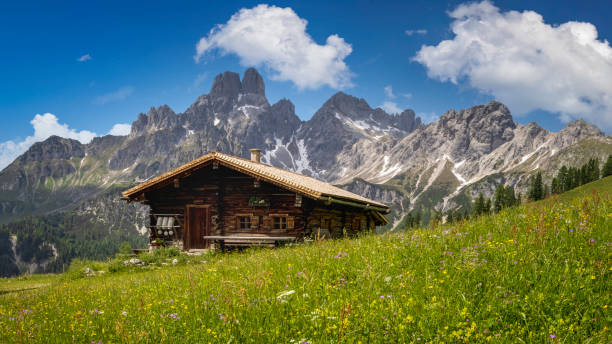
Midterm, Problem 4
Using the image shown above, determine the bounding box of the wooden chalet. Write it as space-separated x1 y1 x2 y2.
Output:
121 149 390 250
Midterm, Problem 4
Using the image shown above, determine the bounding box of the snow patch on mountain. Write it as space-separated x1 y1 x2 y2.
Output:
378 155 402 178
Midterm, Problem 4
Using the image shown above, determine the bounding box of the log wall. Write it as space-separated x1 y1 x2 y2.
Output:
142 162 379 249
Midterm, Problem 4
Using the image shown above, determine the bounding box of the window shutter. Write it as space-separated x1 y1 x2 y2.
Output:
262 216 271 230
287 216 294 230
226 216 235 231
251 216 259 229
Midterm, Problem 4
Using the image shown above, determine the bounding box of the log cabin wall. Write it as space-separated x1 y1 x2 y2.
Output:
302 198 375 239
143 163 308 248
142 162 380 249
219 167 305 237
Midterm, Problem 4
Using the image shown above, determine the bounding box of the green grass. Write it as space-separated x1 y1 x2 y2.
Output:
1 178 611 343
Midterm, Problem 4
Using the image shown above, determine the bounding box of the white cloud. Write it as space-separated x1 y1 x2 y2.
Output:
194 4 353 90
381 101 402 114
0 113 97 170
108 123 131 136
402 93 412 99
93 86 134 105
77 54 91 62
384 85 396 99
405 29 427 36
414 0 612 131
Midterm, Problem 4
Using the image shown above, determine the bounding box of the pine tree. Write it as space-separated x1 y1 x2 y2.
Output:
528 172 544 201
589 158 600 182
579 165 587 185
484 198 492 215
509 186 518 206
558 166 569 192
603 155 612 178
405 213 413 229
493 185 504 213
551 177 558 195
572 167 580 188
474 193 485 216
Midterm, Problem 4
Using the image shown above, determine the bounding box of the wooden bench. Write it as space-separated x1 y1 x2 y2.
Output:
202 235 297 251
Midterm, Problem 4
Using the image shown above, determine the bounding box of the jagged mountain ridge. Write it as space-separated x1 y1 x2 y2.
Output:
0 67 609 230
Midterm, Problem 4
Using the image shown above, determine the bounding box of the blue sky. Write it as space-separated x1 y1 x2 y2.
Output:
1 0 611 168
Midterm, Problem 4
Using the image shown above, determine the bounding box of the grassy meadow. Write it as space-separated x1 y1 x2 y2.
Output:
1 177 611 343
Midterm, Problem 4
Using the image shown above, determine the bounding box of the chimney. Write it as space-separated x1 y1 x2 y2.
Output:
250 148 261 163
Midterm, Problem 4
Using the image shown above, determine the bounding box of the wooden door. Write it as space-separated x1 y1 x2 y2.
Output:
185 205 209 250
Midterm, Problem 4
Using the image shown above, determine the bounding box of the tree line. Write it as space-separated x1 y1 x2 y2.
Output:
0 212 147 277
408 155 612 229
529 155 612 201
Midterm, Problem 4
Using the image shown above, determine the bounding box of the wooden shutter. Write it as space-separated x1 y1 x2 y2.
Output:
262 216 271 230
287 216 294 230
251 216 259 229
227 216 236 231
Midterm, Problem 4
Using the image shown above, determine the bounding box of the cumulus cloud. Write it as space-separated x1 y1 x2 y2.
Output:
414 1 612 131
405 29 427 36
93 86 134 105
77 54 91 62
194 4 353 90
108 123 131 136
381 101 402 114
0 113 97 170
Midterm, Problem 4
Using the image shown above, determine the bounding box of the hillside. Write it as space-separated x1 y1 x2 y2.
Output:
1 177 610 343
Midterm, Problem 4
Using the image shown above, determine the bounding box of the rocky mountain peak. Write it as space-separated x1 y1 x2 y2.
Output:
395 109 422 132
520 121 547 138
559 119 604 137
209 71 242 99
317 92 373 117
241 68 265 96
432 101 516 156
271 98 296 114
449 101 514 129
17 136 85 165
129 105 178 136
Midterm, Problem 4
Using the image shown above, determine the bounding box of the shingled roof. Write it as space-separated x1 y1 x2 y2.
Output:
121 152 389 212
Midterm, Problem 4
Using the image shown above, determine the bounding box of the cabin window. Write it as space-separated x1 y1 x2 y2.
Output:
353 218 361 231
273 216 287 230
239 216 252 230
